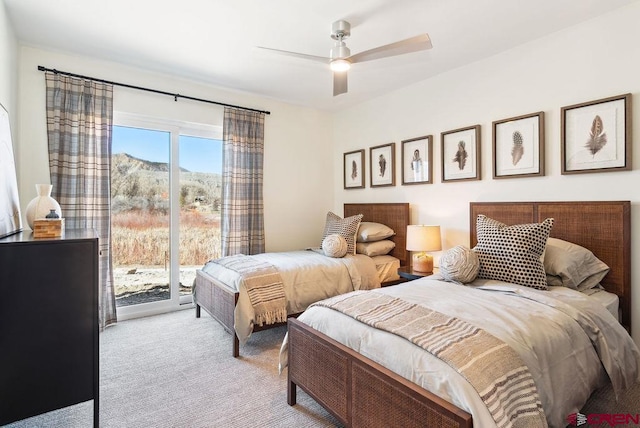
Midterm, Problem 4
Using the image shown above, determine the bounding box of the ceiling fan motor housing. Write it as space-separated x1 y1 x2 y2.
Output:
331 20 351 40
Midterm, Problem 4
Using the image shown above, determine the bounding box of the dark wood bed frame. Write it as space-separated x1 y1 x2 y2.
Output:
193 203 410 357
287 201 631 428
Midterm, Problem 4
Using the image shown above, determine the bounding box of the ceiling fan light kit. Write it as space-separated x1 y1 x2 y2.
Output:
330 59 351 72
258 19 432 96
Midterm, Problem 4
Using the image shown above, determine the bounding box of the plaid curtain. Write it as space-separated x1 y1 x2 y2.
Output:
45 72 116 330
221 108 266 256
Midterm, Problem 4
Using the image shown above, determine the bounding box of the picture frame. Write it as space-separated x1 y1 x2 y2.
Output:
401 135 433 185
441 125 481 182
343 149 365 189
370 143 396 187
492 111 544 179
561 93 632 174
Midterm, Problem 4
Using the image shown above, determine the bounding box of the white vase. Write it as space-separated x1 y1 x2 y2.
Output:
25 184 62 229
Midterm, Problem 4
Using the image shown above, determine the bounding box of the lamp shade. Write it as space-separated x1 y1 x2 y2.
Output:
406 225 442 252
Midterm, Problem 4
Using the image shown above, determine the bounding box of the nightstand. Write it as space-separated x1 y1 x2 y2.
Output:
397 266 438 281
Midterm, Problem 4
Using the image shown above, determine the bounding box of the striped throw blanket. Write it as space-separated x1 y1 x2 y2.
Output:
213 255 287 326
313 291 548 428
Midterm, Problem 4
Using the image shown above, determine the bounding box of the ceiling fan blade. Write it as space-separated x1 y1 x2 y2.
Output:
349 33 432 64
333 71 348 96
256 46 329 64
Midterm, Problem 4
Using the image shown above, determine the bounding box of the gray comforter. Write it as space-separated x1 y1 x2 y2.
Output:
280 278 640 428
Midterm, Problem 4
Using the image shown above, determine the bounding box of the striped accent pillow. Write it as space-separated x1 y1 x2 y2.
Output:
321 212 363 255
473 215 553 290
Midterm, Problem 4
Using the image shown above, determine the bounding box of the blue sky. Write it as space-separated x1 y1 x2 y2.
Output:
112 126 222 173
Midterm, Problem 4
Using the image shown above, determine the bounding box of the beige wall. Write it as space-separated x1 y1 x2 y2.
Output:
0 0 18 134
333 2 640 344
16 46 334 252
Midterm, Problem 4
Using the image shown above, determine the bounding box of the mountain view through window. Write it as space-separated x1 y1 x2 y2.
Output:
111 123 222 308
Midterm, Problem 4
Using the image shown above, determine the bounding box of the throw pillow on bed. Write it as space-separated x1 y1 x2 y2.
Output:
473 215 554 290
322 234 348 258
321 212 363 255
439 245 479 284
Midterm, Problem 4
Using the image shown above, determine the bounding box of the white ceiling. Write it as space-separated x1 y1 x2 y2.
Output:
4 0 638 112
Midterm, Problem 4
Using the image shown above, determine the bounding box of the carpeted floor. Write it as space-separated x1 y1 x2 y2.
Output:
4 308 638 428
4 308 339 428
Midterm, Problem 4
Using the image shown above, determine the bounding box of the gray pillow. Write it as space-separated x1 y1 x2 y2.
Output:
544 237 609 291
356 222 395 242
356 240 395 257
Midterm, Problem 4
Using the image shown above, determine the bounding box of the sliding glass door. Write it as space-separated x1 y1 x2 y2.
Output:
112 113 222 319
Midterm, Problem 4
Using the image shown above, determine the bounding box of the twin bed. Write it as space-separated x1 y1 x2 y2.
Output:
193 203 410 357
283 201 638 428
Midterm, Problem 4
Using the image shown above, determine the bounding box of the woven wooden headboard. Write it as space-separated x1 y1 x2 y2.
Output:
344 203 410 268
470 201 631 332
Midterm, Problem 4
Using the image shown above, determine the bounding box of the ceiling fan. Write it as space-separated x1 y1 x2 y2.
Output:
258 20 432 96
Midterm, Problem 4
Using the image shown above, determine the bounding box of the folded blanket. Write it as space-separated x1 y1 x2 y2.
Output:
313 290 548 428
213 255 286 326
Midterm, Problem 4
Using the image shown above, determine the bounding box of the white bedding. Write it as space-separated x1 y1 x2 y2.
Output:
280 278 639 428
201 250 380 344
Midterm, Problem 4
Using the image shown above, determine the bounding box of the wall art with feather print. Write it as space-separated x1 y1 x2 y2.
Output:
370 143 396 187
441 125 481 182
344 149 365 189
561 93 632 174
492 111 544 179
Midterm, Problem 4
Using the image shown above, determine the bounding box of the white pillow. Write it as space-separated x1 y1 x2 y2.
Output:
439 245 479 284
356 240 395 257
356 222 395 242
322 234 348 258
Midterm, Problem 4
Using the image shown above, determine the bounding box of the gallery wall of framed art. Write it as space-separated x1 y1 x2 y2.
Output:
340 93 632 190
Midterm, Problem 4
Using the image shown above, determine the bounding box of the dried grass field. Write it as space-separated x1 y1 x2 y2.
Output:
112 209 221 305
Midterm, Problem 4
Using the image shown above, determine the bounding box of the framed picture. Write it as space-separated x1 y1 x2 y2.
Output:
343 149 365 189
370 143 396 187
441 125 481 182
492 111 544 179
401 135 433 185
561 93 632 174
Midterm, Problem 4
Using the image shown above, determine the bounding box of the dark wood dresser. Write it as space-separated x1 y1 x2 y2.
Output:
0 229 99 427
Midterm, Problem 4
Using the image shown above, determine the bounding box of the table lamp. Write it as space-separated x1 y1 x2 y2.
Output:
406 225 442 273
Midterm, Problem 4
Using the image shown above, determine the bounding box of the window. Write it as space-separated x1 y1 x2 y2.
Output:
111 113 222 319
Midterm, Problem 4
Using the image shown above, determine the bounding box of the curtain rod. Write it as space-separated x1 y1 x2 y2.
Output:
37 65 271 115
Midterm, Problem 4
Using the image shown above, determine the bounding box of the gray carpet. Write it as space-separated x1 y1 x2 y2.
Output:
4 308 339 428
4 309 638 428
